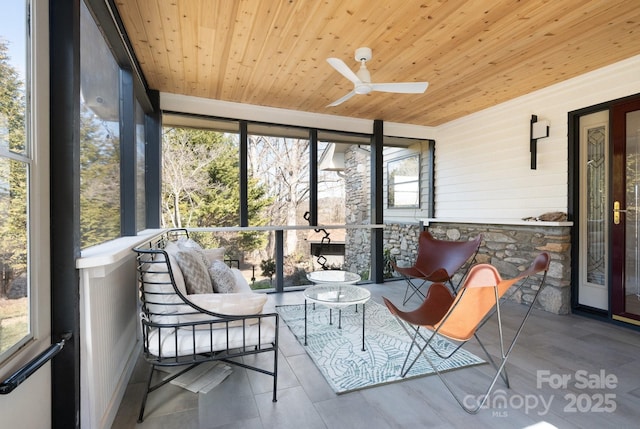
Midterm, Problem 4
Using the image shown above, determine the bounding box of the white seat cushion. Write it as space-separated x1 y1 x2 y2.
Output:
185 292 267 316
146 318 276 357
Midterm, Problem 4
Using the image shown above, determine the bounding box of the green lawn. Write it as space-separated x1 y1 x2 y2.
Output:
0 297 28 354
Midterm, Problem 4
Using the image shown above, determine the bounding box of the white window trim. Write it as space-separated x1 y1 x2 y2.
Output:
0 0 50 376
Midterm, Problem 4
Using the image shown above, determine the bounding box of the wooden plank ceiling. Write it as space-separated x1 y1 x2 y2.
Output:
114 0 640 126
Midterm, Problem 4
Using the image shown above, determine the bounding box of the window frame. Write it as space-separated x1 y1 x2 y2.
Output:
78 0 156 246
0 0 33 364
0 0 52 374
386 153 421 209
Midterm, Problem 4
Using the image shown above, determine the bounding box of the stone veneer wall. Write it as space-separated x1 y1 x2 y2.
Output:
343 147 371 276
346 219 571 314
384 222 422 266
425 223 571 314
340 143 571 314
344 220 424 280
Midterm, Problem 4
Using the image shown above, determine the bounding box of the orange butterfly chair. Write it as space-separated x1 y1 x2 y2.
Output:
383 252 550 414
392 231 482 305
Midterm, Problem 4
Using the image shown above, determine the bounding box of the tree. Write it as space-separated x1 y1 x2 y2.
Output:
248 136 310 255
161 127 272 254
79 103 121 247
260 259 276 286
162 127 222 228
0 40 25 153
0 40 27 298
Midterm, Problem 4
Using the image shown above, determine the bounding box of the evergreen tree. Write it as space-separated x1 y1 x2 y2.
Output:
79 102 121 248
0 40 28 298
161 127 272 254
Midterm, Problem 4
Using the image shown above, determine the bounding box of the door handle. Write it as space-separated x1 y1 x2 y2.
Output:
613 201 627 225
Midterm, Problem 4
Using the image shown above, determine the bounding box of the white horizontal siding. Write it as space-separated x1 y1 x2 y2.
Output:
434 54 640 220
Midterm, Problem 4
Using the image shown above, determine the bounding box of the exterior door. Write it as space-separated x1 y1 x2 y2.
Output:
611 98 640 325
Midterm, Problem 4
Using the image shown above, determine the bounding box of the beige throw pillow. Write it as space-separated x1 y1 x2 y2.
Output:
201 247 226 264
208 260 237 293
175 237 204 251
174 250 213 294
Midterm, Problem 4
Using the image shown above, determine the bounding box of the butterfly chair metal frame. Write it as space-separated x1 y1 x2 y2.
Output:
392 231 482 305
383 252 550 414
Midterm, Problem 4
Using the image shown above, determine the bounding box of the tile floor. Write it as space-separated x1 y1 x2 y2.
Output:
112 280 640 429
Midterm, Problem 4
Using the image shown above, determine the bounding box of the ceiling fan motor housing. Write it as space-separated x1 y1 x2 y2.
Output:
356 65 372 84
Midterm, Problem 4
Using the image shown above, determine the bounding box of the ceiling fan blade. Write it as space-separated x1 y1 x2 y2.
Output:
327 90 356 107
327 58 361 84
370 82 429 94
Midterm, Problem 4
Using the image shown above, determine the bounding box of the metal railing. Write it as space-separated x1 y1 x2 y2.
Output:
188 224 385 291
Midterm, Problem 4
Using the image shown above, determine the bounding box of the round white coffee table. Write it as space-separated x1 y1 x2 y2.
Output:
306 270 361 285
303 283 371 351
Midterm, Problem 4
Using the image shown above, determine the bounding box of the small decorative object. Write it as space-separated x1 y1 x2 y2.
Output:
538 211 568 221
522 211 568 222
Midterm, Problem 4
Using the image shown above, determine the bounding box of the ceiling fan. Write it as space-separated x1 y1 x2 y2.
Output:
326 47 429 107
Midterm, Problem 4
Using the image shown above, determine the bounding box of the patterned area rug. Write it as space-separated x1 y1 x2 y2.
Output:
276 300 485 394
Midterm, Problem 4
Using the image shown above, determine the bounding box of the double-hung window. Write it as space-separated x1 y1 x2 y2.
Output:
0 0 31 361
387 154 420 208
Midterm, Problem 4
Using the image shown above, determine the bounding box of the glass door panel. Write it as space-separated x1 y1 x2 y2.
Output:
623 110 640 317
578 111 608 310
612 99 640 323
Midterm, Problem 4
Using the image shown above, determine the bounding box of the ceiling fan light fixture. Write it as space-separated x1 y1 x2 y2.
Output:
354 84 372 95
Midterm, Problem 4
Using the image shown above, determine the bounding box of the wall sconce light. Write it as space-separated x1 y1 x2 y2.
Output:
530 114 549 169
